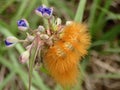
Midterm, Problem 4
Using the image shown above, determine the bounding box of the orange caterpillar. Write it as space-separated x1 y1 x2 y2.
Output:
44 22 91 87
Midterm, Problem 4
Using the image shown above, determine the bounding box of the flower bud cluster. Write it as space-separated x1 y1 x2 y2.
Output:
4 5 67 64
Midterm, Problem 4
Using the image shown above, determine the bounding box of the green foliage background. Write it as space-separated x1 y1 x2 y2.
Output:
0 0 120 90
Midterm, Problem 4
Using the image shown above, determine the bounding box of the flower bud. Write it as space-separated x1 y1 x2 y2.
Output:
5 36 18 47
38 25 45 33
19 50 30 64
40 34 49 40
56 18 62 25
35 5 53 18
66 21 73 25
26 33 34 41
26 44 32 50
17 19 29 31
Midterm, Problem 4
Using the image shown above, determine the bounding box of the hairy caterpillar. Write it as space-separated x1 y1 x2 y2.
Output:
44 22 91 86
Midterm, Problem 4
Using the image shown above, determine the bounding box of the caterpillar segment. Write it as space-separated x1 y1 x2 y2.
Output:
44 22 91 86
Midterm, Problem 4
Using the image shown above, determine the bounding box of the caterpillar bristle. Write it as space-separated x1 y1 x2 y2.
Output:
44 22 91 87
54 65 79 86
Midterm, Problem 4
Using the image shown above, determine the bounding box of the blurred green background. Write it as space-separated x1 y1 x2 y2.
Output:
0 0 120 90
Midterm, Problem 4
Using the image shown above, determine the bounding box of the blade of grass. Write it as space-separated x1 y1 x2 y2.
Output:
23 0 37 18
100 25 120 41
0 55 48 90
0 56 27 88
107 14 120 20
104 48 120 53
91 40 108 47
0 57 13 70
1 52 29 89
7 46 46 90
0 72 15 90
12 0 29 20
93 73 120 79
54 84 62 90
92 0 112 35
0 0 15 13
81 56 90 71
33 71 50 90
88 0 101 34
49 0 74 19
96 0 112 27
98 6 120 20
74 0 87 22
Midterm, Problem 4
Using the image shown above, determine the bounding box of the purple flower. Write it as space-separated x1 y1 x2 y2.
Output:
35 5 53 18
17 19 29 31
5 40 13 46
5 36 18 47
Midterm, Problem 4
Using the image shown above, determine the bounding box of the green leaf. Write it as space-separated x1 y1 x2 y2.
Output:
74 0 87 22
100 25 120 41
0 0 15 13
104 48 120 53
0 72 15 90
88 0 101 33
49 0 74 19
93 73 120 79
91 0 112 36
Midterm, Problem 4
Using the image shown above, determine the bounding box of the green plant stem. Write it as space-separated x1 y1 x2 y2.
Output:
88 0 101 28
29 44 40 90
41 0 49 6
74 0 87 22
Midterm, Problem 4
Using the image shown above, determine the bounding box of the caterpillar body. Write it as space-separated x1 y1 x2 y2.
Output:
44 22 91 86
